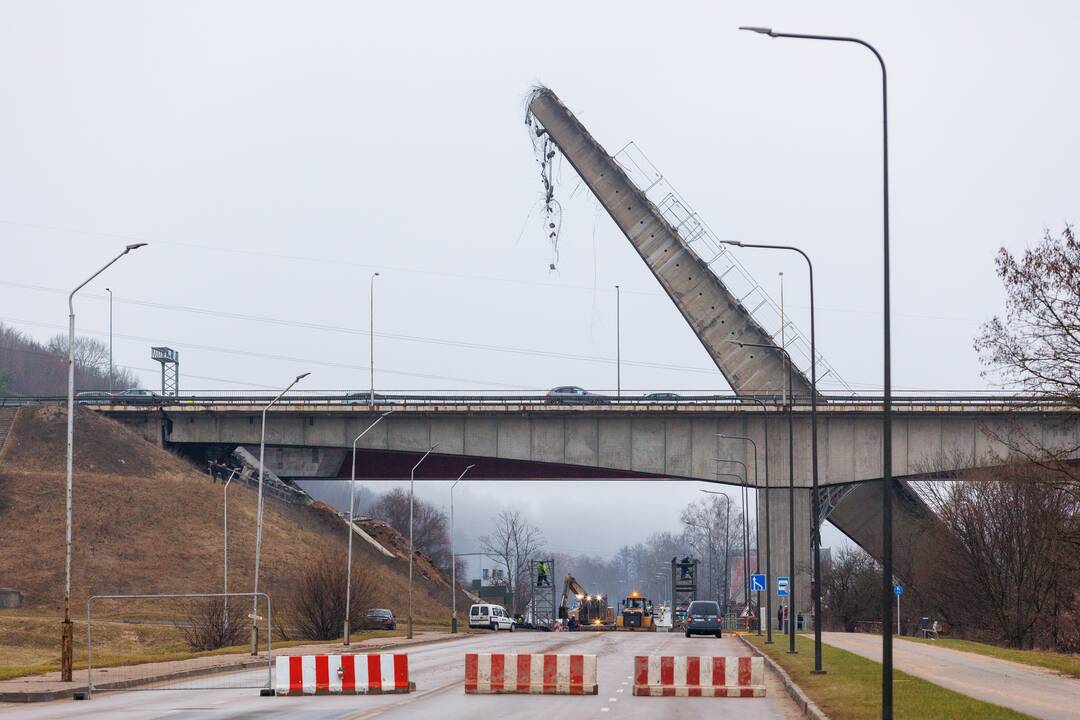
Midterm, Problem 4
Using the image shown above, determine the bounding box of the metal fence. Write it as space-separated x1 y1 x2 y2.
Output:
86 592 272 698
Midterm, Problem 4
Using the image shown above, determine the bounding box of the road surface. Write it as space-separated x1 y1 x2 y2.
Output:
818 632 1080 720
1 630 800 719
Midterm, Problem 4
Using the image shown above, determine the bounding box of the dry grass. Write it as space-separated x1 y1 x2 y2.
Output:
0 406 469 680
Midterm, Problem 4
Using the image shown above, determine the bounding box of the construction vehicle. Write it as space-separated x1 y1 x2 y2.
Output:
616 590 656 631
558 574 615 629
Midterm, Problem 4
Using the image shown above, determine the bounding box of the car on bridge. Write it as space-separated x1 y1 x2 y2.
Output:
545 386 609 404
644 392 681 401
113 389 163 404
75 391 113 405
344 392 405 405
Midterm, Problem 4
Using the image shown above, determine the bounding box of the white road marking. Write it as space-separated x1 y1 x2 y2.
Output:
601 707 610 712
617 688 624 693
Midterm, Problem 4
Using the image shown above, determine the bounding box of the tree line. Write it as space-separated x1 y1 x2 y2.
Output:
0 324 138 396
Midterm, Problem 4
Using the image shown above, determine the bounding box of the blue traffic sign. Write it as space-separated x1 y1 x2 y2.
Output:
750 574 766 592
777 576 790 597
894 584 904 596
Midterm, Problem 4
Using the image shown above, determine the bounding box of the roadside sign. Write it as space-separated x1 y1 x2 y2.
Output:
777 576 789 597
248 613 263 621
750 574 766 592
894 584 903 596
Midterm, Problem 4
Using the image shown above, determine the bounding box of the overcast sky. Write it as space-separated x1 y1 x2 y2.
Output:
3 1 1077 557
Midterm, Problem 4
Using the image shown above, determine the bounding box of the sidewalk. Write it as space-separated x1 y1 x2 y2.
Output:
0 631 460 703
817 632 1080 720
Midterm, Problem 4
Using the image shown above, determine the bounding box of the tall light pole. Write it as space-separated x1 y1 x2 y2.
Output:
732 338 796 653
370 272 380 406
105 287 113 393
344 411 394 646
699 484 735 611
408 443 440 639
719 433 765 636
62 242 146 680
251 371 310 654
722 241 819 657
715 458 751 615
739 26 888 692
450 464 475 633
223 467 237 625
615 284 621 397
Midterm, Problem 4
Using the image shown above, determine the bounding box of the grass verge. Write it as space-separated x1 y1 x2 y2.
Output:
902 637 1080 678
745 634 1035 720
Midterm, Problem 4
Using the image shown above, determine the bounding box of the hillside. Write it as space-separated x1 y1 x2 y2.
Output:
0 405 470 621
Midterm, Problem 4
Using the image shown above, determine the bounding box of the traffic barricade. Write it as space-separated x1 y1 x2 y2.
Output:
274 654 413 695
632 655 765 697
465 653 598 694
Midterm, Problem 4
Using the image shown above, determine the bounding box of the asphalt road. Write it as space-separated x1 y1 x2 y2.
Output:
819 632 1080 720
1 630 800 719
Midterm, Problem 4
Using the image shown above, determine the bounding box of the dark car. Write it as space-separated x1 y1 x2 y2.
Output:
544 386 608 405
114 388 163 404
75 391 113 405
365 608 396 630
345 392 404 405
644 392 681 401
684 600 722 638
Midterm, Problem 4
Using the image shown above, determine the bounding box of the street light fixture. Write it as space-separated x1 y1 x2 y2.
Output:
615 284 621 397
408 443 440 639
370 272 380 406
105 287 113 393
62 241 146 680
721 240 820 658
737 26 889 695
251 371 310 654
730 339 797 653
698 483 735 611
718 433 767 638
343 410 394 646
714 458 751 618
450 464 476 633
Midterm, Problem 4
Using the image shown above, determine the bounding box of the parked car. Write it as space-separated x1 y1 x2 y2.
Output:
644 392 681 401
684 600 722 638
544 386 608 405
469 603 515 631
75 391 113 405
114 389 163 404
364 607 396 630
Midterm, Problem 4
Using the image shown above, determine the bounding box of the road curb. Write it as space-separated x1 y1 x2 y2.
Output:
737 635 829 720
0 633 468 703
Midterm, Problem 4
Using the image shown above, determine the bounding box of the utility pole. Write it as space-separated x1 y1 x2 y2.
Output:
615 284 621 397
370 272 379 405
106 288 113 393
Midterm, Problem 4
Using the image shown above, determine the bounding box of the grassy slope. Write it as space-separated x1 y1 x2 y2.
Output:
746 634 1035 720
904 636 1080 678
0 406 468 679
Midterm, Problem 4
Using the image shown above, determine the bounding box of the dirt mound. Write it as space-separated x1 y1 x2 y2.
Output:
0 406 469 622
356 518 451 590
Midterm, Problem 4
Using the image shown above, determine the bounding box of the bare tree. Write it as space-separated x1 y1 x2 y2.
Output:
286 552 374 641
922 462 1079 649
821 546 880 632
370 488 451 569
0 324 138 395
480 511 544 614
175 596 247 651
47 333 111 375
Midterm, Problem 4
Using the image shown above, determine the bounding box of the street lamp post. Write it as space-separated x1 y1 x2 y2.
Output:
732 339 796 653
223 467 237 625
722 240 820 663
451 465 476 633
735 397 775 642
738 25 888 693
615 284 621 397
370 272 380 406
62 242 146 680
715 458 751 618
718 434 765 635
408 443 440 639
684 520 714 606
344 411 394 646
699 485 735 612
251 371 310 655
105 287 113 393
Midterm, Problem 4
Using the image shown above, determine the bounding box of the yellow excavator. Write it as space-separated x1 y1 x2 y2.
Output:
558 574 615 629
616 591 656 631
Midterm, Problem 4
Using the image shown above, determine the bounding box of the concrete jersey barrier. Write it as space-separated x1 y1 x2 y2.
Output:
275 654 413 695
633 655 765 697
465 653 598 695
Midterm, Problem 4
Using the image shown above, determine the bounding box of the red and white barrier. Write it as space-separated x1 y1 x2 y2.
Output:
465 653 598 695
632 655 765 697
274 654 413 695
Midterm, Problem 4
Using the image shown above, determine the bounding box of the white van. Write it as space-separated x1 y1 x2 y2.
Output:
469 603 515 631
